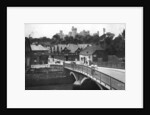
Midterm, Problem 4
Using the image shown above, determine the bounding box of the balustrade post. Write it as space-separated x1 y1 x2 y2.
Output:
99 71 101 83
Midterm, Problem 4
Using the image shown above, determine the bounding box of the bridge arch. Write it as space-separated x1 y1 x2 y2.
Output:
69 71 103 90
70 72 78 81
80 78 102 90
80 77 89 84
95 83 103 90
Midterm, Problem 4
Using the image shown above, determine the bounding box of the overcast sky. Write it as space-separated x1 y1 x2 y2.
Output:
25 24 125 39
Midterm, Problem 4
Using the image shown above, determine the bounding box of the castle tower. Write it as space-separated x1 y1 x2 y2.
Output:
72 26 77 38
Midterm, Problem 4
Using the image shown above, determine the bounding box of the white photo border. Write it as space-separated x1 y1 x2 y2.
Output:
7 7 143 108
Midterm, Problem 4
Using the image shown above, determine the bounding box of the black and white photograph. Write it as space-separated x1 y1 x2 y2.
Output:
7 7 143 108
25 24 125 90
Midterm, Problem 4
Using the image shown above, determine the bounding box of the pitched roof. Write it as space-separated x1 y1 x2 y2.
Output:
31 44 50 51
67 44 78 53
77 44 91 49
80 45 104 56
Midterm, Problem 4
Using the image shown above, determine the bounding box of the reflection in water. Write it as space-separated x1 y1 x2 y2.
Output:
26 74 101 90
73 79 101 90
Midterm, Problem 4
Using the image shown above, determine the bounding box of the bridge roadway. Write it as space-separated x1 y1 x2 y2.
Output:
64 61 125 90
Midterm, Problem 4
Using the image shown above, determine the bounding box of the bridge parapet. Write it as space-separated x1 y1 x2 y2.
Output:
64 62 125 90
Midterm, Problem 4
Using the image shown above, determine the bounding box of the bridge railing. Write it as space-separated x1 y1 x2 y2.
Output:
93 62 125 69
64 62 125 90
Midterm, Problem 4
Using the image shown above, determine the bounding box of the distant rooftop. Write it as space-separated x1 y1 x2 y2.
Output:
67 44 78 53
80 45 104 56
53 44 91 53
31 44 50 51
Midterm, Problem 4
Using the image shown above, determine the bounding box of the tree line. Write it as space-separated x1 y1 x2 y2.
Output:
26 29 125 58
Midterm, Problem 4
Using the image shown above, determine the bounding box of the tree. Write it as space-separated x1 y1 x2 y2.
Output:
92 34 99 45
122 29 125 40
53 46 56 53
100 32 115 55
113 34 125 57
60 47 63 53
52 34 61 44
57 45 59 54
104 32 114 47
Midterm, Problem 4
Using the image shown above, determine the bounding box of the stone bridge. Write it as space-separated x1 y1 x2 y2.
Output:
64 62 125 90
64 68 108 90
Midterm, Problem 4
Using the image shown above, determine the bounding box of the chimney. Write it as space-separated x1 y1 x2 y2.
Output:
103 28 105 34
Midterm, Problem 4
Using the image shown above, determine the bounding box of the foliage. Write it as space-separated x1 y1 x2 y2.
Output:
26 29 125 58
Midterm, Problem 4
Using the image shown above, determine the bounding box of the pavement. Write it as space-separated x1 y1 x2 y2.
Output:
96 67 125 83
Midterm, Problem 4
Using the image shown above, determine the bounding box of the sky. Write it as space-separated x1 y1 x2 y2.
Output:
25 24 125 39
